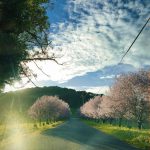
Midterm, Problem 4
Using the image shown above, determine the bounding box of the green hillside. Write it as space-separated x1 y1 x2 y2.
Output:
0 86 97 120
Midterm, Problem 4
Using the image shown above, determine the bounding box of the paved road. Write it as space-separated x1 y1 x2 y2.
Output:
3 118 140 150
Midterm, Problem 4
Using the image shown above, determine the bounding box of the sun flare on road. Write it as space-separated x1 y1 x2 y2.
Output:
1 113 27 150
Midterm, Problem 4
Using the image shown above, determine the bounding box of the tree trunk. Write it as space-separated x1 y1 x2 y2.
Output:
46 119 49 124
118 118 122 127
137 120 142 130
127 120 131 129
39 119 42 126
102 118 106 124
109 118 113 124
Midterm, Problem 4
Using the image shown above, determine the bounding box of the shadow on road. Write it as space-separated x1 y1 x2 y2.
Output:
42 118 140 150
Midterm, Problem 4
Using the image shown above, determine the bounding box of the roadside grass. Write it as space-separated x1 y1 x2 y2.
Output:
83 120 150 150
0 121 64 148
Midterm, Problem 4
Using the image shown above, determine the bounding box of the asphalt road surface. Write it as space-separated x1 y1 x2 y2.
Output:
2 118 140 150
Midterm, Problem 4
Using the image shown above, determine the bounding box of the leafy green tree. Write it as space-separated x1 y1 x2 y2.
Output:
0 0 55 91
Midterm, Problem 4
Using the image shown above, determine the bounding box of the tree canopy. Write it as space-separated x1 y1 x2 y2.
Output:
80 70 150 129
28 96 70 122
0 0 54 91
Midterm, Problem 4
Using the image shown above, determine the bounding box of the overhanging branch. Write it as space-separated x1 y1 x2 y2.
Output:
23 57 64 65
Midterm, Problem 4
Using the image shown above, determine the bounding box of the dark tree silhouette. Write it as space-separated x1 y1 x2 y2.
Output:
0 0 58 91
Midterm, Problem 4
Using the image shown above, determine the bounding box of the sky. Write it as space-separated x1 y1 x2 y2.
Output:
5 0 150 94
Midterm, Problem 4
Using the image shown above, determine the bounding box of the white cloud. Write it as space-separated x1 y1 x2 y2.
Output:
5 0 149 92
64 85 110 94
45 0 150 83
100 75 116 79
86 86 109 94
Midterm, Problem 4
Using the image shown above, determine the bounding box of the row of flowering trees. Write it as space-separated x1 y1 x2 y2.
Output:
28 96 70 123
80 70 150 129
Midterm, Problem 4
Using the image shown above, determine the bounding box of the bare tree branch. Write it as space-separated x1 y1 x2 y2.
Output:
12 80 30 89
33 61 51 77
26 30 47 54
21 63 38 87
23 57 64 65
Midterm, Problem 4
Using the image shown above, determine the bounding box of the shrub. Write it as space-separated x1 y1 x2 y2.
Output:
28 96 70 122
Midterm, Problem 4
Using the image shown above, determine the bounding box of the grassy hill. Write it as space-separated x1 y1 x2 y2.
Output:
0 86 98 121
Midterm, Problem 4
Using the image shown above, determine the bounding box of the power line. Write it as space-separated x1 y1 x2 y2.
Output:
120 17 150 63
